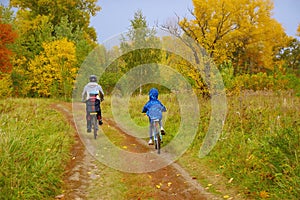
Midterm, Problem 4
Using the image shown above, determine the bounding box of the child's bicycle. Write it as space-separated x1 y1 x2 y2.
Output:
152 119 162 154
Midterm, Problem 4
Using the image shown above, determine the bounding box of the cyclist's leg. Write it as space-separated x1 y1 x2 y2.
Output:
97 100 103 125
85 102 91 130
148 118 154 145
159 119 165 135
86 111 92 132
97 110 103 125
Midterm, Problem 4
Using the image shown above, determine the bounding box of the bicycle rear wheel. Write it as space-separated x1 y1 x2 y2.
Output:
156 132 161 154
90 112 98 139
154 120 161 154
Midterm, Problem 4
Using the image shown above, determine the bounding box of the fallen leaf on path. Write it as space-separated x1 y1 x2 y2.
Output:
259 191 269 198
167 182 172 187
55 194 64 199
122 146 127 149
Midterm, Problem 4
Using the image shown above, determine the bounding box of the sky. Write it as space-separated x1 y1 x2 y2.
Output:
90 0 300 43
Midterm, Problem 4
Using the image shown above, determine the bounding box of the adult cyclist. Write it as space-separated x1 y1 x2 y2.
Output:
82 75 104 132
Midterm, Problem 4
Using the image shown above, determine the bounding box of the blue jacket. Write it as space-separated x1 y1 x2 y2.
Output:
142 88 166 120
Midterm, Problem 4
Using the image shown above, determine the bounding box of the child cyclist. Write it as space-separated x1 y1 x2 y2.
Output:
142 88 166 145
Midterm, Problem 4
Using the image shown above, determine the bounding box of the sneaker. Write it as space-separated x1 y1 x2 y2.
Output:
99 120 103 125
87 128 91 133
148 139 154 145
161 129 165 135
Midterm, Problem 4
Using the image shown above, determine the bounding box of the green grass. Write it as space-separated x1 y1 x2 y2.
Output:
3 93 297 199
123 93 300 199
0 98 74 199
182 93 300 199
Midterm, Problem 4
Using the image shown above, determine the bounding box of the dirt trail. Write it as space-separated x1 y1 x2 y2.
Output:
53 102 220 200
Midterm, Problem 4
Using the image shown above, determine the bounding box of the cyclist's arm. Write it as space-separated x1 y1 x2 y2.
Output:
82 86 87 102
99 91 104 101
142 104 148 113
98 85 104 101
160 102 167 112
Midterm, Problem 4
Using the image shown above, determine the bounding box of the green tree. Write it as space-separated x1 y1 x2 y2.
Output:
276 37 300 73
10 14 54 96
10 0 100 41
120 10 162 94
13 14 54 59
54 16 96 66
0 4 14 24
9 2 99 97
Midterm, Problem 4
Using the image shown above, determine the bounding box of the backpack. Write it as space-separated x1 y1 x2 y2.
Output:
86 94 100 112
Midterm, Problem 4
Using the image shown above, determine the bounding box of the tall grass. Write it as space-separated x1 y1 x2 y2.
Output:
0 99 74 199
124 92 300 199
186 93 299 199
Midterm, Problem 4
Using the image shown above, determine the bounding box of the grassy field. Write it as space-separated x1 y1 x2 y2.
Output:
121 92 300 199
1 93 299 199
0 98 74 199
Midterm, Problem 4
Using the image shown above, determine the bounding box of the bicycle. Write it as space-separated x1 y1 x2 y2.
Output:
84 94 101 140
152 119 162 154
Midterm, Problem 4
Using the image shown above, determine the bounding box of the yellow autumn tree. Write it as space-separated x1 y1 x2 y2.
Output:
178 0 288 73
161 35 209 95
28 38 77 99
